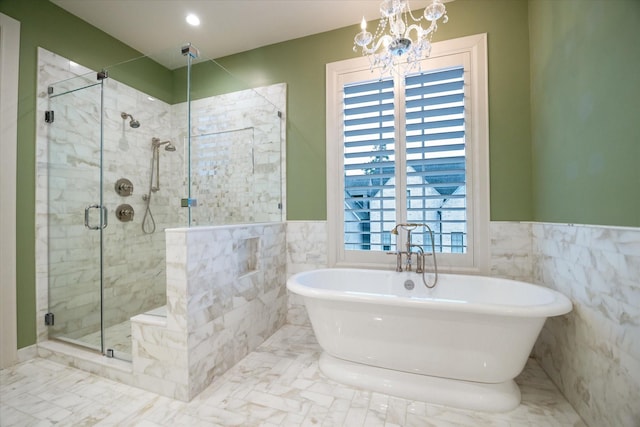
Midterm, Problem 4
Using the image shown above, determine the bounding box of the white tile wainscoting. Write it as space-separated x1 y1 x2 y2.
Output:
531 223 640 427
130 223 288 400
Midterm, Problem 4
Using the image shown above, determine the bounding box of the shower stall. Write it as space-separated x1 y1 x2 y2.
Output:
38 45 285 363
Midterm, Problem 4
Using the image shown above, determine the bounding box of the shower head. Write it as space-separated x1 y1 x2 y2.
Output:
121 112 140 128
152 137 176 152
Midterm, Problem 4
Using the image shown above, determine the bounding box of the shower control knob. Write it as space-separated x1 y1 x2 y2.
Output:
116 204 134 222
115 178 134 196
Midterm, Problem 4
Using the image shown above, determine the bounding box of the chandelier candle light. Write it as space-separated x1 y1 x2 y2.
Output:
354 0 449 75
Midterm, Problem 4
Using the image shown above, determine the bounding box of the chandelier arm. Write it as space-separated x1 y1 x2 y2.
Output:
404 23 424 40
363 35 394 55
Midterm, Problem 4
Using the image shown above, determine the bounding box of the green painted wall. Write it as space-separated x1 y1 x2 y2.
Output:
529 0 640 227
3 0 534 348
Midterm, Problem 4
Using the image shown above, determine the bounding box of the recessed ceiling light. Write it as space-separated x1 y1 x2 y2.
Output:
186 14 200 26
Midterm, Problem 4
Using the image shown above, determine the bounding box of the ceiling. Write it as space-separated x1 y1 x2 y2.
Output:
50 0 388 69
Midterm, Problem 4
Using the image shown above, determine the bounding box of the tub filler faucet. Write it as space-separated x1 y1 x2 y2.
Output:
388 223 439 288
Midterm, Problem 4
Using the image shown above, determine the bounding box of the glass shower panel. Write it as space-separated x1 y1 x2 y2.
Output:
99 54 180 361
47 74 104 351
187 57 284 226
188 97 283 225
43 44 286 361
255 108 285 223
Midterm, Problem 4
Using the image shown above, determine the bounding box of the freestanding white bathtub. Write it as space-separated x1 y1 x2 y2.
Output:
287 268 572 412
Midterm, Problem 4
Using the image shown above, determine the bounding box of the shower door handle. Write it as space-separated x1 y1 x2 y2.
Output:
101 205 108 229
85 204 108 230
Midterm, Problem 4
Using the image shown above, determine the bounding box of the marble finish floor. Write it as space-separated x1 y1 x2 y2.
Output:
1 325 585 426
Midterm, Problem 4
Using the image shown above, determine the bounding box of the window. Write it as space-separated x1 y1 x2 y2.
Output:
451 232 464 254
327 34 489 273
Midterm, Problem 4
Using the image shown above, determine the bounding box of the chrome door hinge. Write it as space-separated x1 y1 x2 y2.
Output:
44 312 54 326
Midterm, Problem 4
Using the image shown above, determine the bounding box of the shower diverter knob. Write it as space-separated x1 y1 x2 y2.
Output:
116 204 134 222
115 178 134 196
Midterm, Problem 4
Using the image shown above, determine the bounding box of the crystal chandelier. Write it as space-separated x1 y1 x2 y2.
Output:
353 0 449 75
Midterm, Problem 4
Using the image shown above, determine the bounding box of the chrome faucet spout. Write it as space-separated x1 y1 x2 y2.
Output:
389 223 439 288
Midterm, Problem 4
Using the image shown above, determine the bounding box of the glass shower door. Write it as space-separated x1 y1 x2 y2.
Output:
47 74 105 352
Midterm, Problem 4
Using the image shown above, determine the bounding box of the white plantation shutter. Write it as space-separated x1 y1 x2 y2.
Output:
342 66 467 253
343 78 396 251
404 66 467 253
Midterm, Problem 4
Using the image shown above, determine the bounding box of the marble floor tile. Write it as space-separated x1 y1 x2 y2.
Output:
1 325 586 426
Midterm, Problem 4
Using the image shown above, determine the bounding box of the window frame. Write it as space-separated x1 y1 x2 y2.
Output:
326 33 490 274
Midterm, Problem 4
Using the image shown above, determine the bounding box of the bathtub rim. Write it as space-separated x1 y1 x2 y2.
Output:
287 268 572 318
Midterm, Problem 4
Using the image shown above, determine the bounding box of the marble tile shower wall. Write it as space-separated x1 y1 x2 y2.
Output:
36 48 179 343
531 223 640 427
37 47 285 347
171 83 286 226
131 223 288 400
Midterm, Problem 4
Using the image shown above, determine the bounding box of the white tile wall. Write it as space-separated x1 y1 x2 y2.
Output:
489 221 533 281
531 223 640 427
285 221 329 326
132 223 288 400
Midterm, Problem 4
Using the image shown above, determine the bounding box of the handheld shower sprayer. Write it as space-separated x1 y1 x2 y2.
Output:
150 137 175 192
142 137 176 234
152 138 176 151
121 112 140 128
